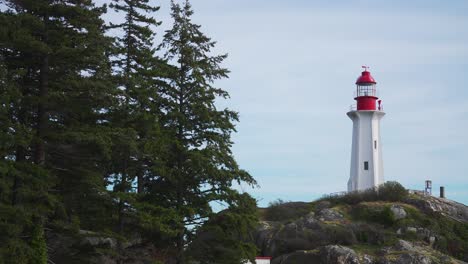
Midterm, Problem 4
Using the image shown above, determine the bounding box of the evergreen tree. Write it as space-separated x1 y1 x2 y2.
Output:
107 0 174 238
0 0 114 260
157 1 257 262
187 193 258 263
0 0 259 262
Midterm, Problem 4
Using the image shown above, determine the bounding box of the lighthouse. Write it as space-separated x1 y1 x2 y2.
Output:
347 66 385 192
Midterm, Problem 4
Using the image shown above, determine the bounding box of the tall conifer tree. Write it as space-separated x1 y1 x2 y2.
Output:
157 1 257 262
0 0 114 260
107 0 172 236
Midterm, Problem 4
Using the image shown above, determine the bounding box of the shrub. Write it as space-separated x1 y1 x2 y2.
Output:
324 224 357 245
351 205 395 227
318 181 408 206
377 181 408 202
351 223 397 246
435 236 448 252
264 199 312 222
380 207 396 226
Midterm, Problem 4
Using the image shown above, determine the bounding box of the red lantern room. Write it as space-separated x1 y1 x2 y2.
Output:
355 66 379 111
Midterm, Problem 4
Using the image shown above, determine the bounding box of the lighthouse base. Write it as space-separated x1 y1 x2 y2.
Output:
347 110 385 192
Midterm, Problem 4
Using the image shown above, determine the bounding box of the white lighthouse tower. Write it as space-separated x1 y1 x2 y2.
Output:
347 66 385 192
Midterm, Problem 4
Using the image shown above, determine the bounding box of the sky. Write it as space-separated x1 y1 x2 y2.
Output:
99 0 468 207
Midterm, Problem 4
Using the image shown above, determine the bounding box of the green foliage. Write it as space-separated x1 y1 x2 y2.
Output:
320 181 409 205
0 161 55 262
0 0 258 263
106 0 176 240
380 207 396 226
351 205 396 227
423 213 468 261
264 199 313 222
324 224 357 245
395 206 426 229
30 224 47 264
152 1 258 261
187 193 259 263
377 181 409 202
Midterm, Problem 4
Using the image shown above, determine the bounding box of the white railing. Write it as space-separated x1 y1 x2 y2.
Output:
348 104 384 111
329 191 347 197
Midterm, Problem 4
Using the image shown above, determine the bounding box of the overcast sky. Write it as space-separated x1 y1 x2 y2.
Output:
100 0 468 206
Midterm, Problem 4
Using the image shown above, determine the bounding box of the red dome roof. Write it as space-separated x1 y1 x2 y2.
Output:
356 70 376 84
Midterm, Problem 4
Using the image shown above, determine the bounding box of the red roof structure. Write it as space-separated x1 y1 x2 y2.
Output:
356 67 376 84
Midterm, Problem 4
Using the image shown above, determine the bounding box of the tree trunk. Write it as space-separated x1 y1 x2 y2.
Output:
175 228 185 264
13 102 27 205
35 14 49 166
118 159 128 234
137 169 143 193
118 197 124 234
11 146 25 206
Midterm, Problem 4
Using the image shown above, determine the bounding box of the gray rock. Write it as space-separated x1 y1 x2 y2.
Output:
258 221 273 232
438 255 452 263
390 205 407 220
303 212 320 229
361 254 374 264
285 222 297 230
319 245 360 264
81 236 117 249
272 251 321 264
417 227 431 237
304 212 315 222
122 236 142 249
382 252 433 264
315 200 332 211
406 195 468 223
407 227 417 233
78 229 95 235
394 239 414 251
318 208 344 221
255 221 280 256
78 229 117 249
47 230 161 264
273 245 360 264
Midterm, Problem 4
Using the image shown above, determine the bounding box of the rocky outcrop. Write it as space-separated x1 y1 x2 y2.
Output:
406 195 468 222
79 230 117 249
256 195 468 264
255 216 356 258
378 240 467 264
380 253 433 264
268 240 468 264
317 208 344 222
271 245 359 264
47 229 168 264
320 245 360 264
272 250 321 264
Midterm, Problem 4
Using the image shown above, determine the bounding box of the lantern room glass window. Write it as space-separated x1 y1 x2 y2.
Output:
356 84 376 97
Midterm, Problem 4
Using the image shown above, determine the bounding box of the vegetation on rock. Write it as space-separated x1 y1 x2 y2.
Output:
258 182 468 263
